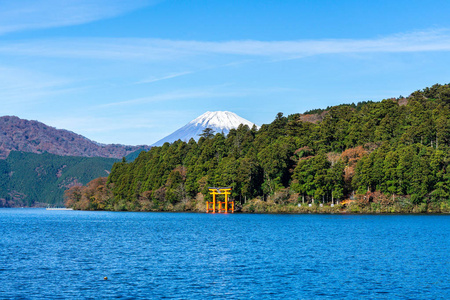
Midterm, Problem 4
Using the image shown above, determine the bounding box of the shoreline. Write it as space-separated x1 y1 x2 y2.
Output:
68 201 450 214
1 206 449 215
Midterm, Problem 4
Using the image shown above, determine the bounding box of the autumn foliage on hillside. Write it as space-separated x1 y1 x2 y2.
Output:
66 83 450 212
65 177 112 210
0 116 150 159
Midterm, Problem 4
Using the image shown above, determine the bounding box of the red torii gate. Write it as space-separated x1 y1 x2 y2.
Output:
206 187 234 213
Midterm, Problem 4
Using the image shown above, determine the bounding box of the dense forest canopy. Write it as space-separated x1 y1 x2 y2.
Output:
66 83 450 213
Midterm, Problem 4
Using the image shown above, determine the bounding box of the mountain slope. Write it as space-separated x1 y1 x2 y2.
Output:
152 111 257 146
0 116 151 159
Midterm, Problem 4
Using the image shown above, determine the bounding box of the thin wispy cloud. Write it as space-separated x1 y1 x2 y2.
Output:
0 0 158 35
134 60 255 85
136 71 194 84
1 29 450 60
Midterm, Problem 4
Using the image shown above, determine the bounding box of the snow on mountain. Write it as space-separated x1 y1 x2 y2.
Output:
152 111 258 146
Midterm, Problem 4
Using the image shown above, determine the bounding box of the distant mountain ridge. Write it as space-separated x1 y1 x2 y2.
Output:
152 111 258 146
0 116 151 159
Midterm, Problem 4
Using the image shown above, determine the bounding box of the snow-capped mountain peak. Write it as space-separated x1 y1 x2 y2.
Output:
152 111 257 146
190 111 255 130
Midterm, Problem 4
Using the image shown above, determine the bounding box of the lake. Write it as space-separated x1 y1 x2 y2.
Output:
0 209 449 299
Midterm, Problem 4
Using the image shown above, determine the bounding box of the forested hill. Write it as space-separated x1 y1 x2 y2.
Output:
66 84 450 213
0 151 118 207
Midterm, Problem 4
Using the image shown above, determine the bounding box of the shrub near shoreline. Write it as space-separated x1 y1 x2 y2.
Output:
240 199 450 214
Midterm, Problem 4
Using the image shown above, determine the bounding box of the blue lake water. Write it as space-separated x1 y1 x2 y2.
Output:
0 209 449 299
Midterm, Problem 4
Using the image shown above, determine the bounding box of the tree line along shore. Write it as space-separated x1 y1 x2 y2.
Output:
65 84 450 213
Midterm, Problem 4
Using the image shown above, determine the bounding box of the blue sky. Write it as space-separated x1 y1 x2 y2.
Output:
1 0 450 145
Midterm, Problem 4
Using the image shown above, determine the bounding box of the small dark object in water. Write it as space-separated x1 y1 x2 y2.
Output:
104 277 108 280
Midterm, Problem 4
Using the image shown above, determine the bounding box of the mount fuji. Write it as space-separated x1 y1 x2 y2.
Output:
152 111 258 146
